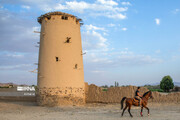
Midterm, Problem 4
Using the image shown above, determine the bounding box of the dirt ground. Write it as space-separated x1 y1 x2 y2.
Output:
0 102 180 120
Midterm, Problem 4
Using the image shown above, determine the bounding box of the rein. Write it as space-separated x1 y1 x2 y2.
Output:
142 91 151 101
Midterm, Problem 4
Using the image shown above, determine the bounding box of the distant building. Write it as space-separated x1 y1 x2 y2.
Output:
37 12 85 106
173 87 180 92
0 83 16 88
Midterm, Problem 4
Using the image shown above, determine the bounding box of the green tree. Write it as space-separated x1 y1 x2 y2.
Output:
160 75 174 92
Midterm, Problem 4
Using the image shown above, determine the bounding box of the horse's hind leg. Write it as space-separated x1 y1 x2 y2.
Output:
121 105 128 117
128 105 133 117
144 106 150 116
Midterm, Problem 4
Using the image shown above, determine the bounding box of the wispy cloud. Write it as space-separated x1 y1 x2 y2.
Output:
0 10 39 53
97 0 118 6
6 52 24 58
91 70 105 73
155 18 160 25
107 23 116 27
84 49 163 68
155 49 161 54
32 0 128 20
82 30 108 51
21 5 31 10
121 2 131 6
172 9 179 14
84 24 105 31
122 27 127 31
0 64 32 70
82 24 108 51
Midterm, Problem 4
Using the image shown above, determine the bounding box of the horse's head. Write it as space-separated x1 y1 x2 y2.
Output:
149 91 154 99
143 91 154 99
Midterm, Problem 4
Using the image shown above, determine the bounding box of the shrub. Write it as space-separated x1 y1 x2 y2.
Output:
160 75 174 92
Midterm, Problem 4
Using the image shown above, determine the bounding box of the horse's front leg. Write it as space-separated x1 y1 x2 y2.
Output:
144 106 150 116
140 107 143 117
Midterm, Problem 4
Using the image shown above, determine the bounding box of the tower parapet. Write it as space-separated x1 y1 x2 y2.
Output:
37 11 83 25
37 12 85 106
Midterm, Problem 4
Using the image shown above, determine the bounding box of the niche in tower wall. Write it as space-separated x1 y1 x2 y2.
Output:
47 16 51 20
62 16 68 20
56 57 59 62
74 64 78 69
65 37 71 43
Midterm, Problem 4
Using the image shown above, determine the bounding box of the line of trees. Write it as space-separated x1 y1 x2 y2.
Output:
101 81 119 88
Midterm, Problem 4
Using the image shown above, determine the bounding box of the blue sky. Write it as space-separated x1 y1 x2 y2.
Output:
0 0 180 86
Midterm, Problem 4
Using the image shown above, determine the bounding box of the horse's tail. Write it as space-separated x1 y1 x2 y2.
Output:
121 97 127 110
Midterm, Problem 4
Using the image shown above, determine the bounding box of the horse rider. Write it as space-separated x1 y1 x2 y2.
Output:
134 86 142 106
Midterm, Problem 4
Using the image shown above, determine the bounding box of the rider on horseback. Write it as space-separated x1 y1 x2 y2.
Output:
134 86 142 106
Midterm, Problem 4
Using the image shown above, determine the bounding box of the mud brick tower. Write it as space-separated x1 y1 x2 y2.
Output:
37 12 85 106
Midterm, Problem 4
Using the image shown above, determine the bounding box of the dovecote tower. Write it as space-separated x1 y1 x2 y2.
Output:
37 12 85 106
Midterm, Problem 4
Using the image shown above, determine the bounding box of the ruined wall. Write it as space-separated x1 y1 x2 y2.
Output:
150 92 180 103
85 84 180 104
85 84 148 103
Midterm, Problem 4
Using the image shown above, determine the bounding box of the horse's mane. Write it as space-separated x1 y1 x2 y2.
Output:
143 91 151 97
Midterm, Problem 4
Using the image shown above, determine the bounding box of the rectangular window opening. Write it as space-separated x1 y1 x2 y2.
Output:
56 57 59 62
75 64 78 69
62 16 68 20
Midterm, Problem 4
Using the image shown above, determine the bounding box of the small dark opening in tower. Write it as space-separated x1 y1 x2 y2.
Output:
62 16 68 20
65 37 71 43
56 57 59 62
47 16 51 20
75 64 78 69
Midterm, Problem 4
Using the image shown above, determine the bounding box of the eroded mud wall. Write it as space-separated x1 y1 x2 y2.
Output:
85 84 180 104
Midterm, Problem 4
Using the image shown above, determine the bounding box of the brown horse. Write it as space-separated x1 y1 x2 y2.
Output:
121 91 153 117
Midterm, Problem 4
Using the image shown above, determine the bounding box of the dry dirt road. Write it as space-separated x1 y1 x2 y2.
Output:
0 102 180 120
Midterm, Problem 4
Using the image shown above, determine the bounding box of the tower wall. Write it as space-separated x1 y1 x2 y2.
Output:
37 12 85 106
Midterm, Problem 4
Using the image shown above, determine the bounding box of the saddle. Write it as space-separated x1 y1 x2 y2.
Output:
133 98 140 103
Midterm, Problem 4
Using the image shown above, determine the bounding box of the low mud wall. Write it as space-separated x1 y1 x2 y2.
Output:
0 96 36 102
150 92 180 103
85 84 180 104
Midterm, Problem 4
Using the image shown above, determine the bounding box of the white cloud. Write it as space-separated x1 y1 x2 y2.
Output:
82 24 108 51
52 1 127 19
117 55 163 65
53 1 128 13
84 24 105 31
121 2 131 6
91 70 105 73
0 64 31 70
6 53 24 58
84 48 163 69
97 0 118 6
82 30 108 51
103 32 108 36
2 0 129 20
54 4 67 10
106 13 127 19
122 27 127 31
155 18 160 25
21 5 31 9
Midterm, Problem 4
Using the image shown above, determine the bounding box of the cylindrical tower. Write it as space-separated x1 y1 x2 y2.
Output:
37 12 85 106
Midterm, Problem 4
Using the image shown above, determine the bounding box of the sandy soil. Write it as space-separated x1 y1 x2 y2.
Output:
0 102 180 120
